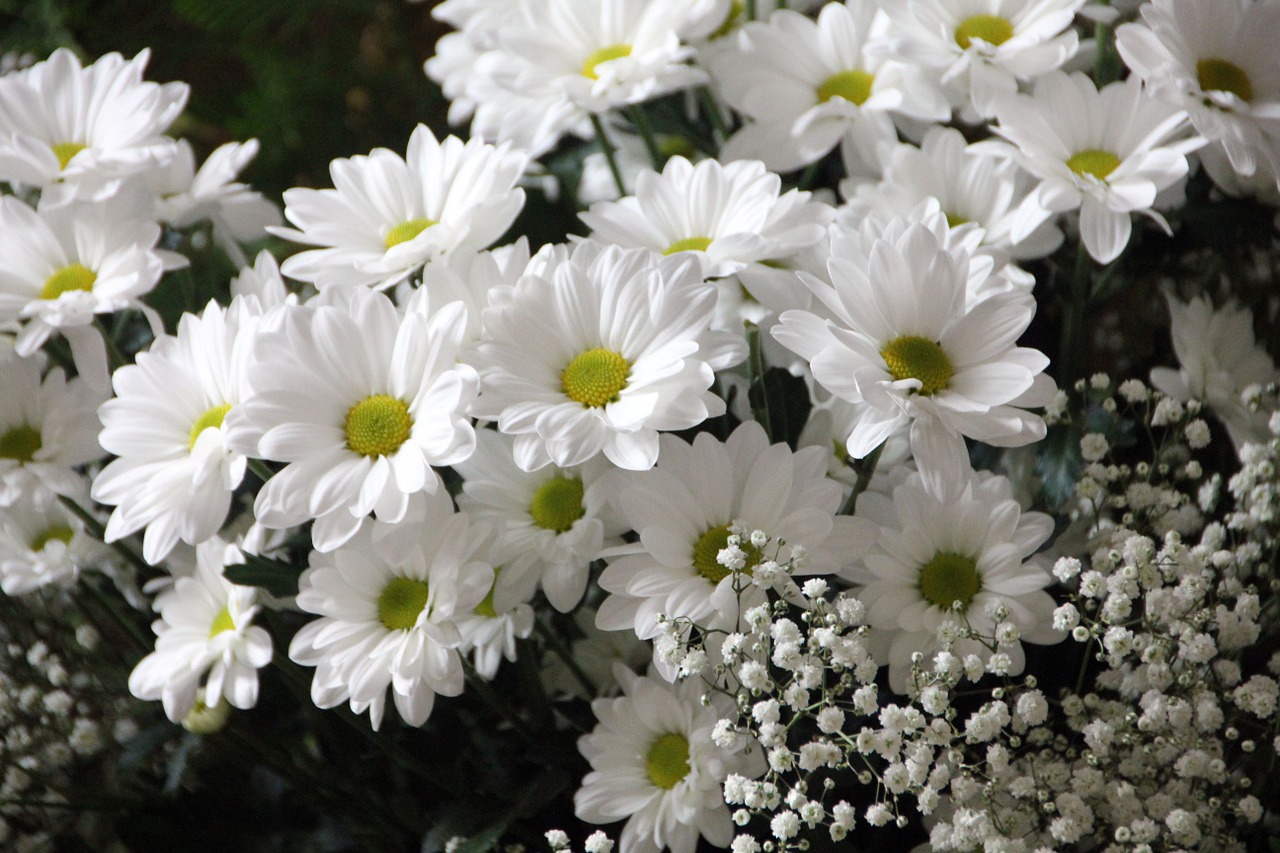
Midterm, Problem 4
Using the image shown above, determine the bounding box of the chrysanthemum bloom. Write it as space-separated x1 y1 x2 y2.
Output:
94 297 263 564
575 665 765 853
456 565 535 680
271 124 528 289
874 0 1086 119
850 470 1062 693
596 422 876 647
228 288 479 552
129 538 273 723
0 48 188 201
289 492 494 729
772 219 1054 501
401 238 532 348
471 241 746 472
1150 294 1279 450
971 72 1203 264
709 0 949 172
0 500 101 595
456 429 626 612
1116 0 1280 189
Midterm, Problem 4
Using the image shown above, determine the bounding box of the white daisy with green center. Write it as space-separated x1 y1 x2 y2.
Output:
595 422 876 659
93 297 263 565
772 217 1054 503
971 71 1204 264
455 563 536 680
271 123 527 289
0 500 102 595
129 537 273 723
575 664 765 853
849 470 1061 693
228 287 479 553
471 240 746 473
289 491 494 730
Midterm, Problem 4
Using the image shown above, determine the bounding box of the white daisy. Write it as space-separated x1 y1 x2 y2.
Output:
128 537 273 723
471 241 746 472
971 71 1204 264
399 238 532 349
271 124 528 289
0 48 187 201
575 665 765 853
771 218 1055 501
0 499 102 595
850 469 1062 693
227 287 479 552
288 490 494 730
456 566 535 680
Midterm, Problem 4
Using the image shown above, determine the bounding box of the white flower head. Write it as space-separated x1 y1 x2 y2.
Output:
0 499 102 595
455 564 536 680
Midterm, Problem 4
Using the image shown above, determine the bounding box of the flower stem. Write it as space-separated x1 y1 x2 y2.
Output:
1058 242 1093 387
58 494 152 578
627 106 664 171
746 0 757 20
839 442 883 516
247 458 276 485
534 616 596 698
746 322 775 441
700 88 728 142
590 112 627 198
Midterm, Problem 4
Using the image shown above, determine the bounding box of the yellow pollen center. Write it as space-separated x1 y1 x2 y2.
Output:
189 403 233 450
0 425 42 462
41 264 97 301
30 525 73 552
378 577 430 631
645 733 691 789
664 236 713 256
692 524 761 584
529 476 586 533
582 44 632 79
1197 58 1253 103
817 69 876 106
945 212 970 228
880 335 955 396
344 395 413 458
709 0 745 40
384 218 438 250
474 567 502 619
209 605 236 638
919 551 982 611
1067 149 1121 181
955 15 1014 49
561 348 630 408
51 142 86 170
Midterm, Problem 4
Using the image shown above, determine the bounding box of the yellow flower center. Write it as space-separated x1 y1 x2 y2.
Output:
692 523 761 584
664 236 713 256
189 403 233 450
344 395 413 457
41 263 97 301
919 551 982 611
378 577 430 631
945 212 970 228
817 69 876 106
30 525 73 552
954 15 1014 49
709 0 745 40
880 335 955 396
645 732 691 789
561 348 630 408
832 438 849 466
582 44 632 80
0 425 42 462
529 476 586 533
1197 58 1253 103
209 605 236 638
474 567 502 619
384 218 438 250
51 142 86 171
1066 149 1121 181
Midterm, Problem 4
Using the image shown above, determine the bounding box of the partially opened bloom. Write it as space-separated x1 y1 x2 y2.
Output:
456 565 535 680
0 500 102 595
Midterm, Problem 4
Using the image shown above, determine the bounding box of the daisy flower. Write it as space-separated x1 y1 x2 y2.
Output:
0 48 188 201
1116 0 1280 188
575 665 765 853
227 287 479 552
400 238 532 349
0 499 102 595
128 537 273 723
288 491 494 730
271 124 528 289
971 71 1203 264
471 241 746 472
456 429 626 613
456 566 535 680
849 469 1062 693
771 218 1054 501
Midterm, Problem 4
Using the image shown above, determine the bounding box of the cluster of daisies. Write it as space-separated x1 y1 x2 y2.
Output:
1 0 1279 849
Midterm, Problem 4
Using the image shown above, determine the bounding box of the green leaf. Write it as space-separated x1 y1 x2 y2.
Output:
224 553 302 598
1035 421 1083 511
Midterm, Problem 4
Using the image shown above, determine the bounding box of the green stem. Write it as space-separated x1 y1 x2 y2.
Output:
247 458 276 485
534 616 596 698
58 495 152 578
700 88 729 142
1058 243 1093 388
839 442 884 516
746 0 757 20
590 112 627 198
746 322 774 441
798 160 821 191
1092 4 1122 87
628 106 664 170
463 661 541 745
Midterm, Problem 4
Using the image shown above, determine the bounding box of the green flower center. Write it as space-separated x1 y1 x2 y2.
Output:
378 577 430 631
41 263 97 301
189 403 233 450
529 476 586 533
474 567 502 619
664 236 713 256
30 525 73 552
1197 57 1253 103
832 438 849 466
209 605 236 638
919 551 982 611
645 732 691 789
709 0 745 39
561 348 630 408
817 69 875 106
582 44 632 79
954 15 1014 49
0 425 42 462
945 212 970 228
384 218 438 250
659 136 697 159
692 523 761 584
1066 149 1121 181
344 395 413 458
51 142 85 171
880 335 954 396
